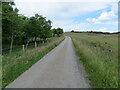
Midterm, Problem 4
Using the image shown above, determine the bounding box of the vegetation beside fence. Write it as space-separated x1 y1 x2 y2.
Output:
2 36 64 88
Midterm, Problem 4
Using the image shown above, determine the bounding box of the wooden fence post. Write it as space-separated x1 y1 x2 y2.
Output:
35 42 37 48
22 45 25 51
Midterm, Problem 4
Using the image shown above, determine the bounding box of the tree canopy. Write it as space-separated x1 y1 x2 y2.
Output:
2 3 63 43
2 2 64 53
52 28 64 37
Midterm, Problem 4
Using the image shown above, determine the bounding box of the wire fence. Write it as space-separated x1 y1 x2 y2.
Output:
2 39 53 55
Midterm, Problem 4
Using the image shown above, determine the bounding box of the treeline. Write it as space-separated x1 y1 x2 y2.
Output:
71 30 119 34
2 2 63 54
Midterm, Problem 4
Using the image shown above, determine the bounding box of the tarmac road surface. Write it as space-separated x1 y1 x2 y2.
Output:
6 36 90 88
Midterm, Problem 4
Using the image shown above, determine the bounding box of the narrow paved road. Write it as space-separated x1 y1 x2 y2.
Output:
6 36 90 88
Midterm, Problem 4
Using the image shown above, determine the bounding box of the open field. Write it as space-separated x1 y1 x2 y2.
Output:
2 36 64 88
66 33 118 88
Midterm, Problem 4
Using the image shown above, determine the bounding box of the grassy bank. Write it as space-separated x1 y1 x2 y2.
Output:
66 33 118 88
2 36 65 88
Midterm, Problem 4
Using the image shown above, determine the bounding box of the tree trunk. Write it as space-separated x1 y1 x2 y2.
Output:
40 38 42 43
35 37 37 42
10 32 14 54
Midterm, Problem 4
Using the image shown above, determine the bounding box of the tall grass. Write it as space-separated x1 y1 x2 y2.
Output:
2 36 65 88
66 33 118 88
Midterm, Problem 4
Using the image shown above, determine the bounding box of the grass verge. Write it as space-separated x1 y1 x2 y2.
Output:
67 33 118 88
2 36 65 88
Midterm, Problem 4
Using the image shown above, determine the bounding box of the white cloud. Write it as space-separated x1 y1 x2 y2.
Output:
86 18 98 22
101 21 118 25
92 28 118 33
86 28 117 32
86 1 118 26
62 23 87 31
87 11 116 22
15 1 117 18
86 11 117 25
98 11 116 20
51 19 89 32
52 20 78 27
14 0 118 32
15 0 119 3
111 3 118 13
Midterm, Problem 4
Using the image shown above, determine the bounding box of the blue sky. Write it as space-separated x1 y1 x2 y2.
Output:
14 0 118 32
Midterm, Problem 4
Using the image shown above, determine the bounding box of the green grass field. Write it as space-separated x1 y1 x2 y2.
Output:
2 36 64 88
66 33 118 88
